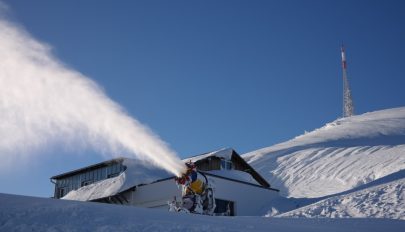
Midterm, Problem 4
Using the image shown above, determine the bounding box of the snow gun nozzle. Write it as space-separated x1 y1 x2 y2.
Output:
175 160 196 185
175 170 191 185
175 174 188 185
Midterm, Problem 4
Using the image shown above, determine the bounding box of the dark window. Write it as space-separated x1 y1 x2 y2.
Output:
81 180 93 187
107 172 119 178
105 163 122 178
98 167 105 180
214 199 235 216
58 188 65 198
95 169 100 181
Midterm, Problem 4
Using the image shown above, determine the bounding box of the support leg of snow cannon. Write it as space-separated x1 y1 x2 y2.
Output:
168 196 191 214
197 172 216 215
168 198 175 212
202 187 216 215
168 196 181 212
193 195 203 214
182 195 197 212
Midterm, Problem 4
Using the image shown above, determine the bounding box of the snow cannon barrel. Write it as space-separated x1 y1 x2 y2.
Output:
175 161 196 185
174 174 189 185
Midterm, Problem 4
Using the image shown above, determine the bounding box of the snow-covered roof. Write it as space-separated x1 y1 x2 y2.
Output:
184 148 234 163
205 170 259 185
63 159 171 201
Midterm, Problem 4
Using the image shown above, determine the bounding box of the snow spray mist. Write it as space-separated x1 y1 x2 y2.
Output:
0 18 185 176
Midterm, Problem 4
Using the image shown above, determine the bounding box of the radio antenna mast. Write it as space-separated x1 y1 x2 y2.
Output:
341 45 354 117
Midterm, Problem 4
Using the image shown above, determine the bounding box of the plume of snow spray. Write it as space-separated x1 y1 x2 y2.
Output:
0 17 185 176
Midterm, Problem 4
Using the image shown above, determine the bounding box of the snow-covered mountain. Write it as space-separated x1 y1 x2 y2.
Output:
243 107 405 219
244 107 405 198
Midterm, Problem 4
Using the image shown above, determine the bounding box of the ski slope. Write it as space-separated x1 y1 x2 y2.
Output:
0 193 404 232
279 174 405 219
244 107 405 198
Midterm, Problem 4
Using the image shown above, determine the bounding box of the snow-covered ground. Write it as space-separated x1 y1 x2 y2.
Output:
243 107 405 219
279 175 405 219
0 193 404 232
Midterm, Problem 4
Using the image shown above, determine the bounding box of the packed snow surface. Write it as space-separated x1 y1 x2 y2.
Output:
244 107 405 198
1 193 404 232
279 174 405 220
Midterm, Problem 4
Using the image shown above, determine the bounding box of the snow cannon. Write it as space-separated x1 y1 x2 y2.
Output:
170 161 216 215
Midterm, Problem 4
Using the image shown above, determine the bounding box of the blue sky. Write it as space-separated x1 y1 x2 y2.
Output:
1 0 404 197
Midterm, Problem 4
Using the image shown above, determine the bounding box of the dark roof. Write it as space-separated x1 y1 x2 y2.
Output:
50 157 124 180
185 148 271 188
229 149 271 188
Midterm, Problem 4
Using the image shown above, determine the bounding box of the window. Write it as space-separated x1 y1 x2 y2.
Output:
214 199 234 216
95 169 100 181
99 168 104 180
58 188 65 198
80 173 85 183
97 167 105 180
81 180 93 187
105 162 122 178
74 175 80 189
58 179 67 188
107 172 119 178
220 159 232 170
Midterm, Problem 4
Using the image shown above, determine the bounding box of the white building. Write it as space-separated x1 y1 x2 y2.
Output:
51 148 279 216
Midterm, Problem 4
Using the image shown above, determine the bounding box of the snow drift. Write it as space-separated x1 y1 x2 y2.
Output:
244 107 405 198
279 175 405 220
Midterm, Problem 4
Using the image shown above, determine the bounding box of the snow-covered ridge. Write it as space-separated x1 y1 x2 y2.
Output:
243 107 405 198
246 107 405 159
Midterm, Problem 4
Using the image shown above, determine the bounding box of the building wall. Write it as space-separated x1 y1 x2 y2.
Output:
207 176 278 216
126 176 278 216
54 162 125 198
127 179 182 209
